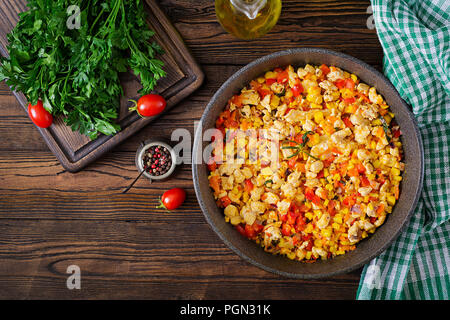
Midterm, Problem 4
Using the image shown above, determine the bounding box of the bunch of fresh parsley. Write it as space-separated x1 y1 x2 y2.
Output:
0 0 165 139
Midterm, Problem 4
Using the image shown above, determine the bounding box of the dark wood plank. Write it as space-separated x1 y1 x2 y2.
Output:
0 65 239 152
0 0 385 300
158 0 383 67
0 0 204 172
0 219 361 299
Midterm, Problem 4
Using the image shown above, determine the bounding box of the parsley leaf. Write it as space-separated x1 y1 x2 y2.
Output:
0 0 165 139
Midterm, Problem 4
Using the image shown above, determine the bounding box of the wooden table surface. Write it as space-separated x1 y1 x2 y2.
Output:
0 0 384 299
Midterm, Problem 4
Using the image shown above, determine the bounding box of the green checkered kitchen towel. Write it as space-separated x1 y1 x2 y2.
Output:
357 0 450 299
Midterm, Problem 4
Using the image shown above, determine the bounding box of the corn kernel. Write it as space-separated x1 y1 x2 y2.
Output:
333 215 343 224
322 228 332 238
373 160 381 168
393 175 403 182
387 195 396 206
372 119 382 126
351 74 358 82
310 102 322 109
265 71 277 79
341 88 353 99
270 95 280 108
391 167 401 176
306 251 312 259
314 239 323 247
314 111 324 123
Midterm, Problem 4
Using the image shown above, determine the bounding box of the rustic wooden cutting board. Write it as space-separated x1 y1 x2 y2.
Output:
0 0 204 172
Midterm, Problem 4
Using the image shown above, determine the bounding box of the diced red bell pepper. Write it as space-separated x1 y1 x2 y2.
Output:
360 175 371 187
281 223 292 236
305 187 321 206
291 83 304 97
266 78 276 86
244 179 254 192
320 64 330 75
277 70 289 84
236 224 247 237
344 97 356 104
356 163 366 174
342 116 353 128
245 223 257 239
219 196 232 208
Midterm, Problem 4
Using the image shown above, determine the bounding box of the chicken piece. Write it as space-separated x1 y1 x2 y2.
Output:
224 204 239 217
354 125 371 144
240 89 260 105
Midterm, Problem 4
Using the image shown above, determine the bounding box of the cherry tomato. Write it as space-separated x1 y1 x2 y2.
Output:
130 94 166 117
28 100 53 128
159 188 186 210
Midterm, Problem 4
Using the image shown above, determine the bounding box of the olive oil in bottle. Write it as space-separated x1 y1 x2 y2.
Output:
215 0 282 40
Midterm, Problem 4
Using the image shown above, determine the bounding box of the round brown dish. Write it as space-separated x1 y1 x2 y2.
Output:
192 48 424 278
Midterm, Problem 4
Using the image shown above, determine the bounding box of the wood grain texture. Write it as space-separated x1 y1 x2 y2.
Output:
0 0 204 172
0 0 383 299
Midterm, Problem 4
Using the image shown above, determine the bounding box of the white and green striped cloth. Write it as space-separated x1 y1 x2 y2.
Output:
357 0 450 299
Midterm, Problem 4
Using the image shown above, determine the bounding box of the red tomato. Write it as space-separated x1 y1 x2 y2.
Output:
130 94 166 117
160 188 186 210
28 100 53 128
